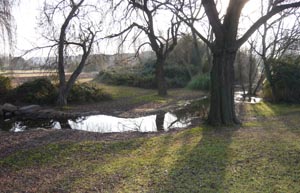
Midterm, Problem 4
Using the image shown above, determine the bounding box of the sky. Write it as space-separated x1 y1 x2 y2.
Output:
11 0 263 58
13 0 44 56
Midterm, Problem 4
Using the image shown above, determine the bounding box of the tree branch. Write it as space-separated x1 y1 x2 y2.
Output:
237 1 300 48
201 0 223 40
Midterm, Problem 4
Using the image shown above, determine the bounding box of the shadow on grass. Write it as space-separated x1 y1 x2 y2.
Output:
0 134 151 192
247 102 300 133
53 126 236 193
149 127 235 193
0 125 236 192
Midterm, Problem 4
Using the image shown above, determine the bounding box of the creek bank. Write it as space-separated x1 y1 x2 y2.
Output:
1 96 208 121
0 103 84 120
0 96 208 132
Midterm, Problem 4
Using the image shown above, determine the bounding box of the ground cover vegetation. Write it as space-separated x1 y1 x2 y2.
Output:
1 0 300 191
1 102 300 192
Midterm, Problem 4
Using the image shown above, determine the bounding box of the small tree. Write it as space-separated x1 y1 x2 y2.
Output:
0 0 14 45
253 1 300 102
167 34 208 79
109 0 181 96
265 57 300 102
40 0 104 105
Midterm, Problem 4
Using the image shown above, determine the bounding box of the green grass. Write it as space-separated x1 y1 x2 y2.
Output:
247 102 300 117
97 83 155 99
133 93 168 104
1 103 300 192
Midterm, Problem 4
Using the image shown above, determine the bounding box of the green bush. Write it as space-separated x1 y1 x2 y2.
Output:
68 82 112 103
11 78 57 104
0 75 12 96
9 78 112 104
263 57 300 103
186 74 210 91
96 69 156 89
96 62 196 89
164 64 195 87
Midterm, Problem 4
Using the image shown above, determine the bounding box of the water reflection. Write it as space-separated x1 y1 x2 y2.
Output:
68 112 190 133
8 120 62 132
1 112 191 133
235 91 262 104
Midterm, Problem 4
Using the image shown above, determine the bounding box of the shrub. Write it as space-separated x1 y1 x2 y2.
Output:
0 75 12 96
9 78 112 104
96 62 196 89
96 69 156 89
186 74 210 91
164 64 195 88
263 57 300 103
68 82 112 103
11 78 57 104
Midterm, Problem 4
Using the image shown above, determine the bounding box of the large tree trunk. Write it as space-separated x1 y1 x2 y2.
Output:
57 85 68 106
156 59 167 96
208 51 239 125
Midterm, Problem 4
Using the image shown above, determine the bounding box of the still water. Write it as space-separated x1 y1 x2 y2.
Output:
1 112 191 133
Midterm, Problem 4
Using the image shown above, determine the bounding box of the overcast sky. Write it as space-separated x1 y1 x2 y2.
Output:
11 0 265 58
13 0 44 56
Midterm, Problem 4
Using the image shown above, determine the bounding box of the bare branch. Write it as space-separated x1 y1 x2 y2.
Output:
237 1 300 47
201 0 223 40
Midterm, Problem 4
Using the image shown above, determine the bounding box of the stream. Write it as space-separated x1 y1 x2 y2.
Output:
0 112 191 133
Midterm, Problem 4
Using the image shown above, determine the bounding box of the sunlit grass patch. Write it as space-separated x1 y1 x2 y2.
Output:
223 126 300 193
247 102 300 117
1 103 300 192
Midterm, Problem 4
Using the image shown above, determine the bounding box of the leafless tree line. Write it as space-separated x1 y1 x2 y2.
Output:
2 0 300 125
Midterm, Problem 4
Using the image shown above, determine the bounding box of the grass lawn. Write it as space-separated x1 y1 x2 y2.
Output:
1 102 300 192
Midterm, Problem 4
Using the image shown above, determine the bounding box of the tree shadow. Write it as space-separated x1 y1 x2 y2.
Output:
149 126 236 192
1 120 236 192
252 102 300 134
0 131 150 192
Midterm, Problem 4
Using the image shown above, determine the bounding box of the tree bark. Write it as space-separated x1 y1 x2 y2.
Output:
247 52 254 101
57 87 67 106
253 70 264 96
208 50 239 125
198 0 300 126
192 29 203 74
156 111 165 131
264 61 277 102
156 59 167 96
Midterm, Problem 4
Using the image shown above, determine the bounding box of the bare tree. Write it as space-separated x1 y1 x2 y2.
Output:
109 0 181 96
253 1 300 102
0 0 15 51
40 0 103 105
170 0 300 125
